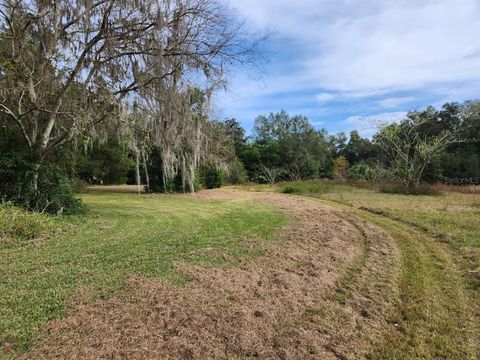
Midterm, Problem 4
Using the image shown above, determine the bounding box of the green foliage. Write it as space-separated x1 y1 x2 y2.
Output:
374 101 480 188
201 164 225 189
34 165 88 214
0 204 54 243
227 160 248 184
76 141 134 185
246 111 332 181
0 131 86 214
222 118 246 156
348 163 377 181
342 130 379 164
146 147 200 193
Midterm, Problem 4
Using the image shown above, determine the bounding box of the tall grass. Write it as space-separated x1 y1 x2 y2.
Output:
280 181 336 194
0 204 54 243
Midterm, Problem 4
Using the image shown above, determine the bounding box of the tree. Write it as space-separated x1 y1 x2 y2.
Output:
374 115 460 190
250 111 331 180
222 118 246 156
76 141 134 185
329 132 348 156
255 165 284 184
0 0 261 207
343 130 378 165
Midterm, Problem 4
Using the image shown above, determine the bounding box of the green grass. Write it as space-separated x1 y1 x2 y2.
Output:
343 207 475 359
280 181 336 194
240 181 479 359
318 188 480 290
3 183 479 358
0 192 285 354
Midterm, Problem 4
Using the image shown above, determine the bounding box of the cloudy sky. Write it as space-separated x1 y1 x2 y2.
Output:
213 0 480 136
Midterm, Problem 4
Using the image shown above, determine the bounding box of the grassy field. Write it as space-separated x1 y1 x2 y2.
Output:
0 190 285 355
1 183 479 358
240 181 480 358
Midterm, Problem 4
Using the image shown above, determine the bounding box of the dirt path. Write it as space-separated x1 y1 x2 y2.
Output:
22 189 399 360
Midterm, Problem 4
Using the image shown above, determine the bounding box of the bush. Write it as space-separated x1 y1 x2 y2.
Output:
348 163 377 181
73 179 89 193
34 165 88 214
201 164 225 189
0 131 86 214
227 160 247 184
0 204 54 243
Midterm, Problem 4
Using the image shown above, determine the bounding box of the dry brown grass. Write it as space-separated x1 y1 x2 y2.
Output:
21 191 398 360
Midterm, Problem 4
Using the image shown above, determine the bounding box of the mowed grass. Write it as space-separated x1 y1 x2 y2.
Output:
241 181 480 358
0 191 285 355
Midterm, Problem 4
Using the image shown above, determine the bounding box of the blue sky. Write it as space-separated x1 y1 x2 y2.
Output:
212 0 480 137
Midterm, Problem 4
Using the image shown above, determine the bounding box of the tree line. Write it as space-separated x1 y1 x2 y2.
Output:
1 1 479 215
235 102 479 189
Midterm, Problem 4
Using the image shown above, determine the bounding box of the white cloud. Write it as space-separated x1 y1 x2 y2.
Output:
377 97 415 109
343 111 408 137
316 92 336 103
228 0 480 97
220 0 480 134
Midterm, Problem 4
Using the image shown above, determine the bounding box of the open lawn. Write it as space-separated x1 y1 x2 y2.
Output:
1 189 285 357
1 184 479 359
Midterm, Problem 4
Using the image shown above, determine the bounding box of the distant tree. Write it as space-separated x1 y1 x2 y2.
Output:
343 130 378 165
333 156 350 180
329 132 348 156
222 118 246 156
374 115 461 190
76 141 134 185
251 111 331 179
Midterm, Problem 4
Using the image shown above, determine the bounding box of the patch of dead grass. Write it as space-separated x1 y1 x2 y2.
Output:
21 191 399 360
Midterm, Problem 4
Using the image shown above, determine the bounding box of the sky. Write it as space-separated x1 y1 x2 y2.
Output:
212 0 480 137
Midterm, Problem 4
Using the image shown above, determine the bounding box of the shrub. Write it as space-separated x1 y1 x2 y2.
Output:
348 163 377 181
73 179 89 193
34 165 88 214
227 160 248 184
201 164 225 189
0 131 86 215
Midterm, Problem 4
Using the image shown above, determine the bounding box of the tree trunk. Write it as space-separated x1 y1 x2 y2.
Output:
142 148 150 193
134 148 141 195
32 163 40 198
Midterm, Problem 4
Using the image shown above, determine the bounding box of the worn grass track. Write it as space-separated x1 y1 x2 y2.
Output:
319 201 477 359
2 185 478 359
243 182 479 359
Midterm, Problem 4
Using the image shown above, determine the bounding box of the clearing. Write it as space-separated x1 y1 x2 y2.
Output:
1 186 479 359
